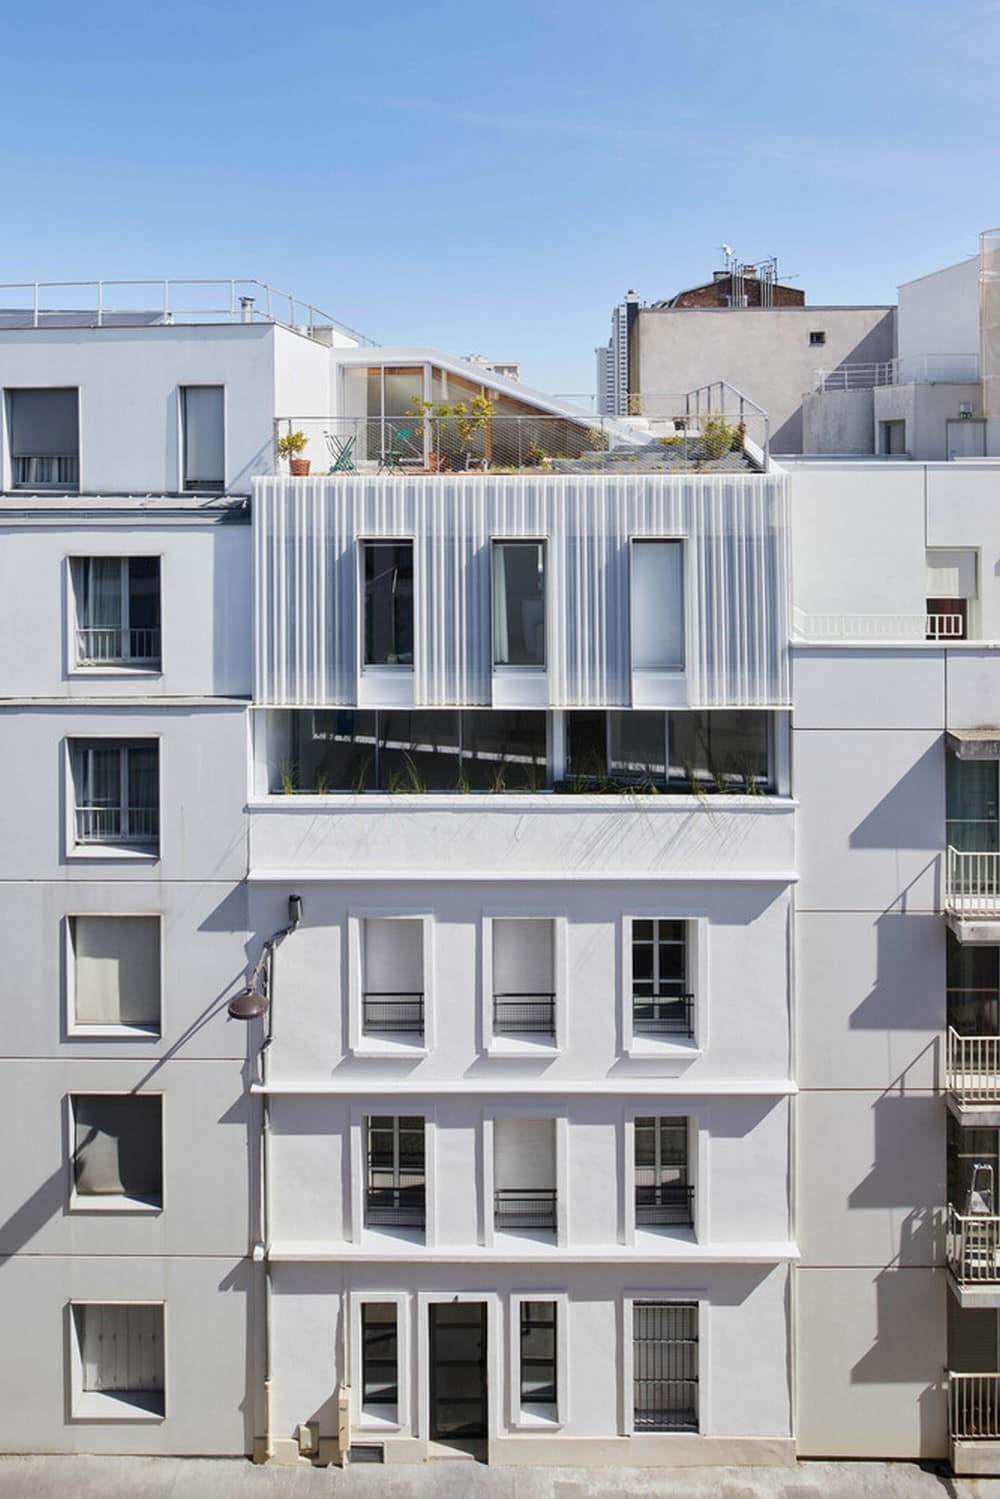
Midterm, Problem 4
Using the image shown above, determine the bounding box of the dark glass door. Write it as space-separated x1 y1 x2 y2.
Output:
429 1302 487 1439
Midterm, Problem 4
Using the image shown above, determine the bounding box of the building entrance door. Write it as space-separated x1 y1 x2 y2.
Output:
429 1302 487 1439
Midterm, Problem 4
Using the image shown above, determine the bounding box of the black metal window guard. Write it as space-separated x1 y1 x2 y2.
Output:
365 1184 426 1229
493 993 556 1036
363 992 424 1034
494 1188 557 1232
633 1380 699 1431
632 992 695 1037
635 1182 694 1227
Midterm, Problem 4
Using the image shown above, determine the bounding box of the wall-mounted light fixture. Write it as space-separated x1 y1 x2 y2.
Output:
228 894 302 1020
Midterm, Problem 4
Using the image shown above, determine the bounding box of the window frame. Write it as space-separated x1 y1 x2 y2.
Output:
633 1115 693 1231
68 555 163 674
65 912 163 1039
620 913 706 1058
179 384 226 493
508 1292 568 1429
351 1294 409 1431
623 1295 703 1436
491 537 548 671
68 1301 167 1423
66 736 160 858
67 1090 164 1214
481 910 567 1055
622 1110 701 1244
352 1109 433 1241
629 537 687 681
6 386 81 492
347 909 434 1057
483 1113 568 1249
359 538 416 673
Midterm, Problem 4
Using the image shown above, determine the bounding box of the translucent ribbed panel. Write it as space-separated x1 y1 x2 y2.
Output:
253 474 790 707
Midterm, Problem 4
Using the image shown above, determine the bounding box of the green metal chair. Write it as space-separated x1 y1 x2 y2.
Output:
324 432 356 473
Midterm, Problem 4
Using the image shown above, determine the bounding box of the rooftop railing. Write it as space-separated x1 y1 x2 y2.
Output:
813 354 980 393
947 1028 1000 1105
0 279 375 346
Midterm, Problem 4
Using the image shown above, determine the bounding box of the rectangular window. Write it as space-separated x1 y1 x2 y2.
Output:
492 919 555 1039
927 548 977 641
808 330 826 346
378 709 459 791
70 915 160 1032
493 540 546 667
520 1301 557 1407
632 920 692 1037
609 712 667 785
72 1303 165 1418
494 1118 557 1233
632 1301 698 1431
631 540 684 671
181 385 224 491
70 740 159 848
363 541 414 667
8 387 79 489
634 1117 692 1228
362 918 424 1036
947 927 999 1036
72 1095 162 1208
72 557 161 666
461 709 546 791
362 1304 399 1407
669 710 769 791
366 1116 425 1229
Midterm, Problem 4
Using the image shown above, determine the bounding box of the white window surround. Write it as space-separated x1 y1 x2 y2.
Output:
349 1107 437 1247
67 1090 164 1214
481 911 568 1055
620 913 707 1059
347 910 434 1057
621 1293 707 1437
64 736 161 862
65 554 164 678
482 1114 569 1249
349 1291 410 1433
414 1290 500 1441
68 1301 166 1422
65 913 162 1039
507 1291 569 1430
621 1112 704 1247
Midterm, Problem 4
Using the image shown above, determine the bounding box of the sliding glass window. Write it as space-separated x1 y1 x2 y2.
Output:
363 542 414 667
493 541 546 668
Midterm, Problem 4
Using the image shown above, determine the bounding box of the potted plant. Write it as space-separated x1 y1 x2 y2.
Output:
277 430 310 475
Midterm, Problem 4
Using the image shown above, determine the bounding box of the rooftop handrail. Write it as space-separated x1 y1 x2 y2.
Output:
0 278 376 346
813 353 980 393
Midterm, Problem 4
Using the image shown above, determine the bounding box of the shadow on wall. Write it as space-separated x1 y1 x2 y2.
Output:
218 1256 257 1456
850 911 946 1037
849 1263 948 1455
847 1094 944 1260
849 742 944 853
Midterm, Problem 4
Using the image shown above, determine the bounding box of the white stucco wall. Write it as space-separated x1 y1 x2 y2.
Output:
897 258 980 367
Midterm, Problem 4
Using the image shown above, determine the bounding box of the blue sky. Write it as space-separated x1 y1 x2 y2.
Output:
2 0 999 393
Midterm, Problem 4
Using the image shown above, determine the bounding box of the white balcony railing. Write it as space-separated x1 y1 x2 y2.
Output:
947 848 1000 919
793 608 964 641
951 1372 1000 1440
947 1027 1000 1104
814 354 980 393
76 627 161 665
948 1207 1000 1284
75 806 159 845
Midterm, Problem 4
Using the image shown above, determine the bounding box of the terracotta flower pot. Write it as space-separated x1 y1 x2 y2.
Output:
289 458 311 476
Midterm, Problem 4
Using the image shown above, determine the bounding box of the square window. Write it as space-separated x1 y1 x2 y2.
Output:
71 558 161 668
70 915 160 1033
69 740 159 850
808 330 826 346
8 388 79 490
71 1095 162 1208
71 1303 164 1419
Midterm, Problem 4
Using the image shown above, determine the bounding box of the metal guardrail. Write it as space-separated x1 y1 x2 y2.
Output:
947 847 1000 919
948 1206 1000 1284
365 1183 425 1229
793 607 964 641
75 806 159 844
635 1181 694 1227
494 1188 557 1232
0 278 375 346
76 628 161 666
633 992 695 1037
362 993 424 1034
493 994 556 1036
947 1027 1000 1105
951 1372 1000 1440
814 354 981 393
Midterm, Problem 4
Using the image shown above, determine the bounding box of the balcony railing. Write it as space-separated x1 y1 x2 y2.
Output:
633 992 695 1037
365 1181 425 1229
793 607 965 641
948 1206 1000 1284
947 848 1000 919
494 1188 557 1232
814 354 980 393
947 1027 1000 1105
362 993 424 1034
76 627 161 666
635 1181 695 1228
75 806 159 845
12 454 79 488
951 1372 1000 1440
493 993 556 1037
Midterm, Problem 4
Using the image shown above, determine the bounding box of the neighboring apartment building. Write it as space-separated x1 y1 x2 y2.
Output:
4 245 1000 1476
599 264 894 451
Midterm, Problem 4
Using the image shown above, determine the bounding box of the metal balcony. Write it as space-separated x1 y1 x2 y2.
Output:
947 1207 1000 1307
76 627 161 666
492 993 556 1037
632 992 695 1038
74 805 159 845
947 1028 1000 1108
494 1188 557 1233
635 1182 694 1228
365 1182 425 1229
946 849 1000 940
362 993 424 1035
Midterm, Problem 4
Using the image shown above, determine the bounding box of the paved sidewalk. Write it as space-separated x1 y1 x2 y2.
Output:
0 1458 997 1499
